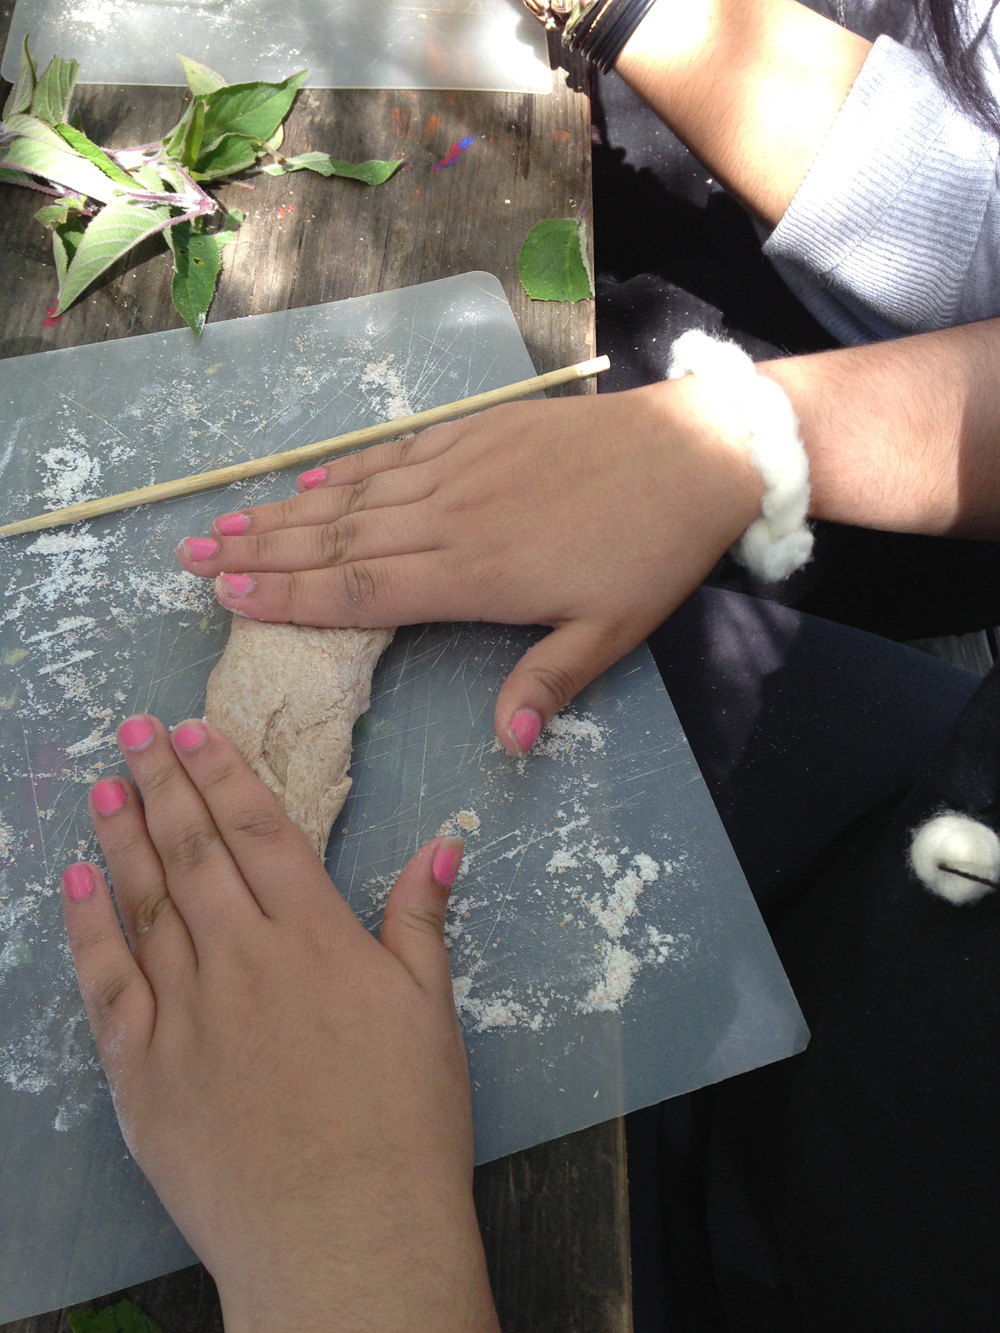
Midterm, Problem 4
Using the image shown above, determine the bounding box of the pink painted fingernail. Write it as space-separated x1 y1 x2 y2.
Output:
180 537 219 561
63 863 94 900
507 709 542 755
91 779 127 815
432 842 464 887
218 573 254 597
300 467 326 490
173 723 206 750
119 715 154 751
215 513 251 536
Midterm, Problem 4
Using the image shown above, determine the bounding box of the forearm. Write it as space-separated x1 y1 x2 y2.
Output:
758 319 1000 538
614 0 870 223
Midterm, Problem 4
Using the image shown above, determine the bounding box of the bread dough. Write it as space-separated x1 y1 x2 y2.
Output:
204 617 394 857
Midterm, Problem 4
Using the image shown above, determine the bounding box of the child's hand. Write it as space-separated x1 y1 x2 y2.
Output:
175 381 762 755
61 714 499 1333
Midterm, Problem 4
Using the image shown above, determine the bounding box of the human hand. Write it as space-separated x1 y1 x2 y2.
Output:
177 380 761 754
61 715 498 1333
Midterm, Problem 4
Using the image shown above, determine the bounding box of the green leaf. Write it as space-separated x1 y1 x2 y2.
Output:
177 97 206 170
67 1297 162 1333
56 193 171 313
0 124 120 203
161 100 197 161
3 36 37 119
261 152 403 185
55 124 135 187
177 52 228 96
52 216 87 290
199 70 306 151
0 166 38 188
35 194 87 227
165 220 222 334
31 55 80 126
192 132 260 181
517 218 594 303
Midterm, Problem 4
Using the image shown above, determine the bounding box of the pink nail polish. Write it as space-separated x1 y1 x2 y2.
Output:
173 723 206 750
508 709 542 755
119 716 154 751
181 537 219 561
432 845 463 886
215 513 250 536
218 573 254 597
91 779 127 815
64 864 94 900
300 467 326 490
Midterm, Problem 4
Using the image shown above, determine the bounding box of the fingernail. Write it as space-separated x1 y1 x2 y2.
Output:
63 864 94 900
432 840 464 887
217 573 254 598
173 722 207 750
507 709 542 755
300 467 326 490
91 779 127 815
215 513 250 536
179 537 219 561
119 715 154 751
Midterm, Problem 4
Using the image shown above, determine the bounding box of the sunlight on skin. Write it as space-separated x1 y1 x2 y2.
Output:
616 0 871 224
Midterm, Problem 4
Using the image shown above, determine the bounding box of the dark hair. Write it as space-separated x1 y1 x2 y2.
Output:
918 0 1000 133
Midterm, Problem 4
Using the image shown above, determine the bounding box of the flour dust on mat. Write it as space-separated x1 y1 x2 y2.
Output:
355 709 691 1034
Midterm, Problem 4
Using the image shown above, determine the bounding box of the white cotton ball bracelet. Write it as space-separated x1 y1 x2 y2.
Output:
668 329 814 581
909 812 1000 905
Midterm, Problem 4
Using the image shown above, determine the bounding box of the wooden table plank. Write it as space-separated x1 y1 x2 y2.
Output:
1 19 630 1333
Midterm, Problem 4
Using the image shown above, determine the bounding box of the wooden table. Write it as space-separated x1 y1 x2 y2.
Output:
0 14 632 1333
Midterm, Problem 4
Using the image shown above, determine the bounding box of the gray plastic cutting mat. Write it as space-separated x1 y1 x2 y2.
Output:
2 0 550 92
0 272 808 1321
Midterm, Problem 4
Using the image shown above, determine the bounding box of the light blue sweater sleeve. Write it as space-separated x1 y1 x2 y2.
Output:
763 35 1000 345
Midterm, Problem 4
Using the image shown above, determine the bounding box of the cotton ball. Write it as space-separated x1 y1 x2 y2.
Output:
909 812 1000 905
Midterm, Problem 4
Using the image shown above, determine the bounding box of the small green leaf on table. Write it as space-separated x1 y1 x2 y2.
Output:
0 127 120 204
35 194 88 228
55 193 171 313
200 70 306 148
178 52 229 96
3 36 37 118
52 215 87 289
192 132 260 181
166 220 224 334
55 123 136 187
67 1297 162 1333
517 217 594 303
262 152 403 184
31 55 80 126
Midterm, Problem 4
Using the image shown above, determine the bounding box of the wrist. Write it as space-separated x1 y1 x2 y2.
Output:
641 373 765 544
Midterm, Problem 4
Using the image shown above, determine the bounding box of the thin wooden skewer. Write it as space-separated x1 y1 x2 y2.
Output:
0 355 610 539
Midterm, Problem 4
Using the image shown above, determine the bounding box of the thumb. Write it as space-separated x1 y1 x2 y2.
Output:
494 620 632 756
378 837 464 992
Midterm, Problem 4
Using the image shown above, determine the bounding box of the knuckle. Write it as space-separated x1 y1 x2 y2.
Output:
340 561 381 608
527 661 579 709
341 477 371 512
162 823 223 872
89 970 135 1024
315 520 352 567
387 435 416 467
131 887 176 937
227 805 288 844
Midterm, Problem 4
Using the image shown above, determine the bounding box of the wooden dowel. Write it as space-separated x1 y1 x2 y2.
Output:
0 355 610 538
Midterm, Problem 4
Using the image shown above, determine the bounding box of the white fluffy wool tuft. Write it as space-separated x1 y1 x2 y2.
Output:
668 328 813 581
908 812 1000 905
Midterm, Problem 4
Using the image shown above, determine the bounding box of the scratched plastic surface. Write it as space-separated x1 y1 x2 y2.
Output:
0 273 807 1320
2 0 550 92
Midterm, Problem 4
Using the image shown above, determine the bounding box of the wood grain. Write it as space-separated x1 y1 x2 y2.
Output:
0 14 630 1331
